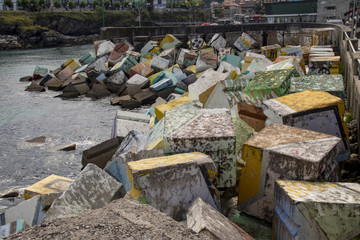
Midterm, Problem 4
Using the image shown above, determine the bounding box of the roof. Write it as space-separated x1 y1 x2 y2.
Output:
265 0 317 15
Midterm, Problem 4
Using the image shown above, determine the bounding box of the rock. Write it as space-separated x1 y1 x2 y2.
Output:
26 136 46 143
43 164 126 223
25 82 45 92
19 76 32 82
187 198 254 240
40 30 64 47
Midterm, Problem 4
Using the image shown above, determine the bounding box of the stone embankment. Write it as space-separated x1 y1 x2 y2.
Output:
1 30 360 239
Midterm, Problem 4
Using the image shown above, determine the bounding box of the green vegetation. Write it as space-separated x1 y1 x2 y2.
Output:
104 0 111 10
345 113 354 123
53 0 61 8
21 24 48 31
113 1 121 10
68 0 75 9
4 0 14 9
79 0 86 10
0 11 33 26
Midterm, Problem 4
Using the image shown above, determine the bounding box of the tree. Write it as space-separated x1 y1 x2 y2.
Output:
123 0 129 9
53 0 61 8
113 0 120 10
18 0 30 9
104 0 110 9
4 0 14 10
29 0 38 11
38 0 45 10
68 0 75 9
79 0 85 10
92 0 99 9
133 0 146 26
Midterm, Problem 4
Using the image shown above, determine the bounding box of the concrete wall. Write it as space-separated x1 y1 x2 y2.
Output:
100 23 360 155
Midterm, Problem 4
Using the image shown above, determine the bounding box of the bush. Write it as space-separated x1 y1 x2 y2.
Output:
4 0 14 9
92 0 100 9
68 0 75 9
79 0 86 9
113 1 121 10
345 113 354 123
53 0 61 8
29 0 38 11
104 0 111 10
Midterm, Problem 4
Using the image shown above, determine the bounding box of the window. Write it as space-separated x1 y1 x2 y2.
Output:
326 6 336 10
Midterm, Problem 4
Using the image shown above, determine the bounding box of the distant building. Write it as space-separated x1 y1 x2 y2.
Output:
316 0 350 22
0 0 18 10
265 0 317 23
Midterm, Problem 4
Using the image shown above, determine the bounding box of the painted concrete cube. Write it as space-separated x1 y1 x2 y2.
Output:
127 152 221 221
110 55 138 75
217 47 232 63
208 33 227 51
177 48 198 68
308 56 340 75
141 40 161 54
274 180 360 240
130 62 154 78
196 52 218 73
241 69 297 106
188 35 206 51
290 74 345 100
0 220 28 239
160 34 182 50
262 90 350 162
238 124 340 222
261 44 281 61
163 106 237 188
234 33 257 51
265 57 305 76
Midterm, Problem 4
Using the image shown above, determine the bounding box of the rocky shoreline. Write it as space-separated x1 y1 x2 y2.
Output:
0 33 99 50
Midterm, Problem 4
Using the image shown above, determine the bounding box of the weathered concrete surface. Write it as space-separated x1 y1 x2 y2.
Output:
0 220 28 239
237 102 267 132
274 180 360 240
111 110 150 138
43 164 126 223
6 197 210 240
81 137 123 169
24 174 73 206
262 90 350 162
127 152 220 221
155 96 192 121
238 124 340 222
187 198 254 240
164 105 237 188
105 149 164 192
0 195 45 227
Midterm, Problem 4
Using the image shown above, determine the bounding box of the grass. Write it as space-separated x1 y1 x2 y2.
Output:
0 11 33 26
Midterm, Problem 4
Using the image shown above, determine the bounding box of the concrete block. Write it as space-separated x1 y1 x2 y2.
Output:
86 83 110 99
188 35 206 51
0 195 46 226
281 45 303 58
241 69 297 106
164 107 237 188
127 152 220 221
232 116 255 156
208 33 227 51
24 174 73 205
262 90 350 162
151 70 178 86
111 110 150 138
204 78 248 109
177 48 198 68
237 102 267 132
261 44 281 61
134 88 157 105
25 82 45 92
217 47 232 63
61 73 87 88
130 62 154 78
274 55 306 74
308 56 340 75
43 164 126 223
160 34 182 50
158 48 177 66
188 68 227 105
56 66 74 81
150 78 174 92
110 55 138 75
105 149 163 192
274 180 360 240
265 57 305 77
217 61 241 75
234 33 257 52
39 73 55 86
146 117 165 150
238 124 340 222
107 71 128 86
86 55 109 75
125 74 149 96
118 95 142 109
82 137 122 169
148 64 180 85
0 220 28 239
44 77 64 91
96 40 115 57
33 66 48 80
244 58 272 75
150 56 170 72
140 40 161 54
154 96 192 120
182 74 197 86
107 82 127 95
187 198 254 240
221 54 242 69
290 74 345 100
79 52 96 65
196 52 218 73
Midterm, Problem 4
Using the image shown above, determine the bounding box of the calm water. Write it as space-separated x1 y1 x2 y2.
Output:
0 45 122 193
